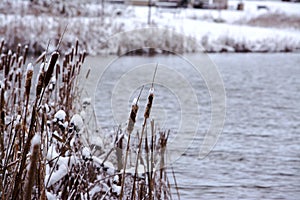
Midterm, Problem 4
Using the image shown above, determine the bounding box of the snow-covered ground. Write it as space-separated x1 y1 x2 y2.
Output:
123 1 300 52
0 0 300 54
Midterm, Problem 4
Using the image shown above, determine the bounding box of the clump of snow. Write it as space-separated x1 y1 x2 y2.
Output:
89 185 101 198
149 87 154 95
46 192 57 200
82 146 92 159
47 143 59 160
82 97 91 105
113 175 119 184
70 114 84 131
26 63 33 72
112 184 121 195
54 110 66 122
48 76 56 91
92 156 115 175
44 103 50 113
31 134 41 147
0 81 4 89
132 97 138 105
45 156 77 186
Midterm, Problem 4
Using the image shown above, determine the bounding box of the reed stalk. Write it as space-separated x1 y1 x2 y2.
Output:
0 41 176 200
24 138 40 200
120 86 143 200
131 65 157 199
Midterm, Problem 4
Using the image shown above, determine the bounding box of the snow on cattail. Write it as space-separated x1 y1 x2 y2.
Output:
70 114 83 131
82 97 91 108
144 65 157 120
24 133 40 200
54 110 66 122
48 76 56 91
31 133 41 148
23 45 28 65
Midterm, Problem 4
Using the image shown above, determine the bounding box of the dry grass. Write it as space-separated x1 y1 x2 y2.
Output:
237 12 300 30
0 41 178 199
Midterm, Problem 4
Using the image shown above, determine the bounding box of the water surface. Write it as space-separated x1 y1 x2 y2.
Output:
84 53 300 199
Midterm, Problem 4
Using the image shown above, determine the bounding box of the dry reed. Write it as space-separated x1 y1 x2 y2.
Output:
0 40 178 200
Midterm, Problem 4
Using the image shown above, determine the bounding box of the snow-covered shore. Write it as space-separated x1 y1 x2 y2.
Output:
0 1 300 55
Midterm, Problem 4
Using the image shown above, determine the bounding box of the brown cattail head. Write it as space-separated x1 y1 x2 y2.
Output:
4 53 10 78
44 51 59 88
0 87 5 115
70 47 74 62
85 68 90 79
0 39 4 55
127 99 139 134
144 88 154 119
16 43 21 58
82 50 87 63
24 134 40 200
25 63 34 98
75 39 79 56
36 63 45 98
23 45 28 65
18 56 23 69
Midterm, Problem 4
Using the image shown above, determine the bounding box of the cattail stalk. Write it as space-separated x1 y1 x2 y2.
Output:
24 139 40 200
0 88 5 160
119 87 143 200
131 65 157 199
0 39 4 55
35 51 46 64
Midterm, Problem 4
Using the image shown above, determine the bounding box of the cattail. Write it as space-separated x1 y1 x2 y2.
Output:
0 39 4 55
120 87 143 199
44 51 59 88
82 68 88 81
18 56 23 69
36 63 45 98
75 39 79 56
56 63 60 79
24 134 40 200
4 53 10 78
144 64 157 120
82 50 87 63
16 43 21 59
0 87 5 129
144 88 154 119
0 99 4 159
23 45 28 65
127 98 139 134
11 53 16 69
70 47 74 62
25 63 33 98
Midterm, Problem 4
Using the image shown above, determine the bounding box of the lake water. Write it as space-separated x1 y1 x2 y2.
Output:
83 53 300 199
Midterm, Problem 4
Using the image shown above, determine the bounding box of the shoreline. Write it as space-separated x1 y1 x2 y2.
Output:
1 1 300 55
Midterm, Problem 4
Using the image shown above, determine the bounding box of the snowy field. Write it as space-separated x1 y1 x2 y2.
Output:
126 0 300 53
0 0 300 54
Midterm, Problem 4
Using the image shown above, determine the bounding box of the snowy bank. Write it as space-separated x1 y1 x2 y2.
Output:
0 1 300 54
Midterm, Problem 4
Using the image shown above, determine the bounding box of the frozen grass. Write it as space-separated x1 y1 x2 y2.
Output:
0 40 178 199
1 1 300 55
237 12 300 30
